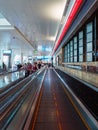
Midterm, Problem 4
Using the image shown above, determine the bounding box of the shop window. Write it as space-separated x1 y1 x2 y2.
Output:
70 40 73 62
79 31 83 62
64 45 68 62
86 22 93 62
73 36 77 62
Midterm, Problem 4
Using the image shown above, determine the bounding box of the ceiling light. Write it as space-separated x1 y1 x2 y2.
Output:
0 13 11 25
0 13 14 30
0 25 14 30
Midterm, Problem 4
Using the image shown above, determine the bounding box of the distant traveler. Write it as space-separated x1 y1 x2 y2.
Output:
37 62 41 69
32 62 37 72
3 62 6 71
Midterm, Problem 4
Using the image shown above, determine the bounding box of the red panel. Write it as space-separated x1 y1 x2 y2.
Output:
53 0 83 55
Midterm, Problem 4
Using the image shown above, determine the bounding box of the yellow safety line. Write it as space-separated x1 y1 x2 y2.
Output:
58 122 62 130
32 87 43 130
32 79 63 130
53 88 62 130
60 82 90 130
55 102 57 107
53 96 56 100
56 110 59 117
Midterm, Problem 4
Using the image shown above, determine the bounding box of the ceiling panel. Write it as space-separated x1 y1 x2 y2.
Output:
0 0 68 56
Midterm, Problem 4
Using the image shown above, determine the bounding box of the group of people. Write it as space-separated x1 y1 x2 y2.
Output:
19 62 42 77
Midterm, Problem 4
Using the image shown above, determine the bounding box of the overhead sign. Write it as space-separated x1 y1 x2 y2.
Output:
3 50 12 54
33 50 38 54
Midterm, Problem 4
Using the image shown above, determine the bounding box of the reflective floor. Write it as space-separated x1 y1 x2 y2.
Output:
0 71 25 89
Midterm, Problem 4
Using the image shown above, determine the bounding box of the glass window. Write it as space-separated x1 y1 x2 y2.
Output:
79 55 83 62
73 36 77 62
70 57 73 62
74 56 77 62
78 31 83 62
79 39 83 47
64 46 68 62
87 22 92 33
65 58 67 62
87 53 92 61
69 40 73 62
74 43 77 49
86 22 93 62
79 31 83 39
68 44 70 53
70 44 73 51
68 52 69 57
67 43 70 62
65 46 67 54
87 43 93 52
70 47 73 52
74 37 77 42
70 53 73 57
74 50 77 55
86 32 93 42
79 47 83 54
68 57 69 62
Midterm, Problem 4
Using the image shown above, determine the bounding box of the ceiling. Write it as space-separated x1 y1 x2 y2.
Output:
0 0 73 56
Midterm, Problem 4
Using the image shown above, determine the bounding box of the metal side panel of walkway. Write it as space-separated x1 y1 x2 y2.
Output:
30 68 87 130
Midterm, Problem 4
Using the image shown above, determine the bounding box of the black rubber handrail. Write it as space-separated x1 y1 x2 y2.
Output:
0 68 45 130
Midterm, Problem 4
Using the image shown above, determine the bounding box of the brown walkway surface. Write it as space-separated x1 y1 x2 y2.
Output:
31 68 87 130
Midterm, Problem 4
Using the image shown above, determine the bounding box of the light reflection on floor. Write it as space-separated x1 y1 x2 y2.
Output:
0 71 25 89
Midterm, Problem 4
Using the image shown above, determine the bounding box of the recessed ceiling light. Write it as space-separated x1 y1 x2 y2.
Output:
0 13 14 30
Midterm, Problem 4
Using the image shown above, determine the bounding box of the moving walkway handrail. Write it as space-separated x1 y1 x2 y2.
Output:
23 69 46 130
0 70 25 93
0 67 46 130
0 75 36 129
54 69 98 130
0 67 45 98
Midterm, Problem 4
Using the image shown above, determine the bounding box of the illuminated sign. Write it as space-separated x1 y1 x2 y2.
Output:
33 50 38 54
3 50 12 54
28 56 32 60
37 56 51 60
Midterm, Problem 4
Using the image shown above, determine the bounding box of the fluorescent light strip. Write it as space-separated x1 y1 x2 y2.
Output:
0 13 14 30
0 26 14 30
0 18 11 26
